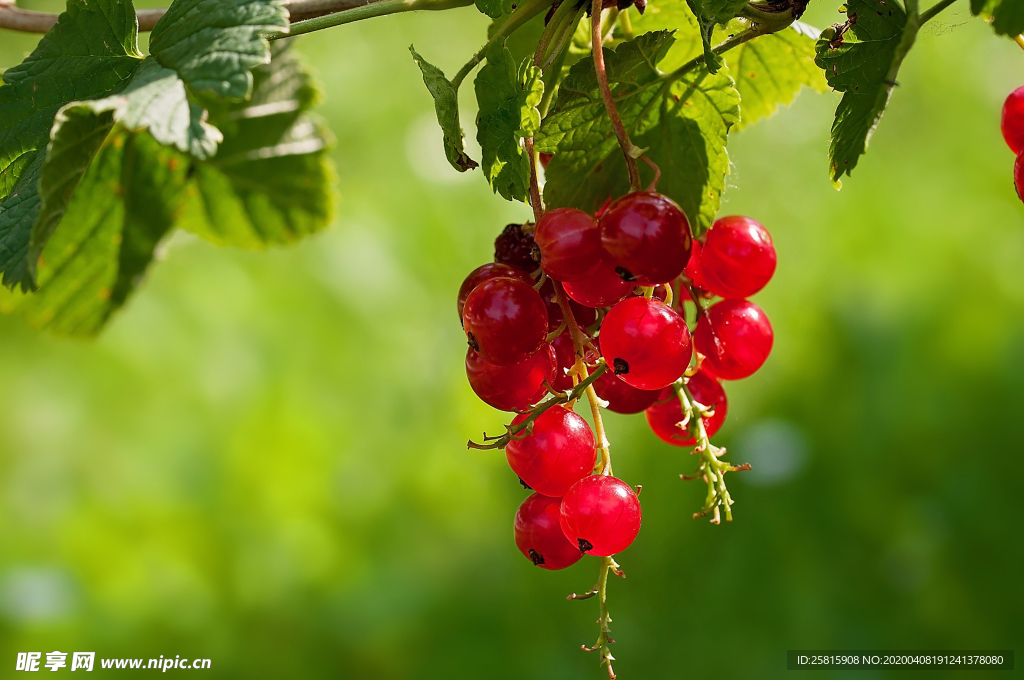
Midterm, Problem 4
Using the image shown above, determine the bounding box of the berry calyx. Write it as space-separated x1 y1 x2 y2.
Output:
494 223 539 273
534 208 603 282
506 406 597 497
463 277 548 366
644 369 727 446
693 299 773 380
699 216 777 299
562 257 634 308
598 192 692 285
559 475 641 556
458 263 533 320
593 370 660 414
600 297 692 391
514 493 583 570
466 345 556 412
1002 86 1024 155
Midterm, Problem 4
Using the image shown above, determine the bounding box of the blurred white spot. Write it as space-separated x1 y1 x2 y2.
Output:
405 113 476 185
0 568 78 624
735 419 809 486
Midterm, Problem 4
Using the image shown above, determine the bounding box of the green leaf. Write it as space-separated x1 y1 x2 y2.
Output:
971 0 1024 36
725 23 828 130
683 0 748 73
149 0 289 100
474 46 545 203
536 30 740 232
474 0 516 19
0 0 143 290
814 0 918 182
409 47 478 172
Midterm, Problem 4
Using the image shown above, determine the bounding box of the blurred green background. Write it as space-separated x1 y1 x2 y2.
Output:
1 1 1022 677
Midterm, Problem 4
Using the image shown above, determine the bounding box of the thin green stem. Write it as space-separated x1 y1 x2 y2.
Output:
919 0 958 23
267 0 473 39
451 0 549 89
534 0 580 67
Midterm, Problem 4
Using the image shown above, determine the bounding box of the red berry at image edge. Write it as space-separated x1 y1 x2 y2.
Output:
458 263 533 320
1002 86 1024 155
600 296 692 391
1015 152 1024 201
534 208 603 282
494 223 539 273
540 279 598 332
645 369 727 446
694 299 773 380
700 216 777 299
684 239 707 290
599 192 692 285
506 406 597 497
466 345 555 412
514 493 583 570
560 475 641 556
593 370 660 414
563 258 635 308
463 277 548 366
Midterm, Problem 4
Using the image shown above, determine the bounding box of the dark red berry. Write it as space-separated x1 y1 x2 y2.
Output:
514 493 582 570
560 475 641 556
644 369 727 446
563 258 634 308
600 297 692 391
494 223 539 273
693 299 773 380
540 279 598 332
539 152 553 169
550 330 577 392
599 192 692 285
1002 86 1024 155
463 277 548 366
699 216 776 299
683 239 707 290
458 263 533 320
506 406 597 497
534 208 603 282
466 345 556 412
593 370 660 414
1016 152 1024 201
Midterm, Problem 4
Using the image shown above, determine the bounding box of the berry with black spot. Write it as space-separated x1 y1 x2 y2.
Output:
514 493 583 570
559 475 641 556
600 296 692 391
599 192 692 285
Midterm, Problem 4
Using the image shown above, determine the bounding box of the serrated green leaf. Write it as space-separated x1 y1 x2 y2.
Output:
475 46 545 203
684 0 747 73
476 0 505 18
409 47 478 172
814 0 917 182
726 23 828 130
0 0 143 290
149 0 289 100
971 0 1024 36
629 0 703 69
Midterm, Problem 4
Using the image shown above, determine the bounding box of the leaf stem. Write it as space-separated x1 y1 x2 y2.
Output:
451 0 550 89
918 0 958 23
268 0 475 39
525 136 545 221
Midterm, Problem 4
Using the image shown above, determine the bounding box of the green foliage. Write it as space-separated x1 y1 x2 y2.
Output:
409 47 478 172
683 0 748 73
972 0 1024 36
475 0 516 18
814 0 918 183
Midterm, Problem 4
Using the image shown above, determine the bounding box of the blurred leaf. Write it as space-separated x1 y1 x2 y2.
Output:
814 0 917 182
629 0 703 69
972 0 1024 36
0 0 143 291
409 47 478 172
684 0 747 73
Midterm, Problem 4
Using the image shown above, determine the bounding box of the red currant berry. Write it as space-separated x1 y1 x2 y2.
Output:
595 197 613 218
466 345 556 412
699 216 777 299
1015 152 1024 202
463 277 548 366
494 223 539 273
506 406 597 497
1002 86 1024 155
600 297 692 391
683 239 707 290
458 263 533 320
593 370 660 414
563 258 634 308
534 208 603 282
540 280 598 332
694 299 773 380
514 493 582 570
599 192 692 285
539 152 553 169
550 331 577 392
644 369 727 446
560 475 641 556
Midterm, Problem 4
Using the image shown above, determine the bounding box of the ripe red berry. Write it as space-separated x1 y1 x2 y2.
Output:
562 258 634 308
600 297 692 391
463 277 548 366
466 345 556 412
458 263 533 320
683 239 707 290
494 223 539 273
593 370 660 414
514 493 583 570
506 406 597 497
560 475 641 556
1002 86 1024 155
540 279 597 332
1015 152 1024 201
694 299 773 380
534 208 603 282
599 192 692 285
644 369 727 446
699 216 776 299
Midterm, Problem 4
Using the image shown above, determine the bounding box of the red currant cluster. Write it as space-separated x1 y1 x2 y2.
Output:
1003 86 1024 200
460 191 778 575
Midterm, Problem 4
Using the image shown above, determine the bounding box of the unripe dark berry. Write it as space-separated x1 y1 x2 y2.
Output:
463 277 547 366
644 369 727 446
1002 86 1024 155
593 370 660 414
562 258 634 308
494 223 539 273
458 263 533 320
693 299 773 380
534 208 603 282
699 216 776 299
600 296 692 391
466 345 556 412
560 475 641 556
599 192 692 285
506 406 597 497
514 493 582 570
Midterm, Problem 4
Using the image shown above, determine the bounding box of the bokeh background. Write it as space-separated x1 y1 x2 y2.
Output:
1 1 1021 677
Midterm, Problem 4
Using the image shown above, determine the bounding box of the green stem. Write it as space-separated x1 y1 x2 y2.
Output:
268 0 474 39
451 0 550 89
918 0 958 23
